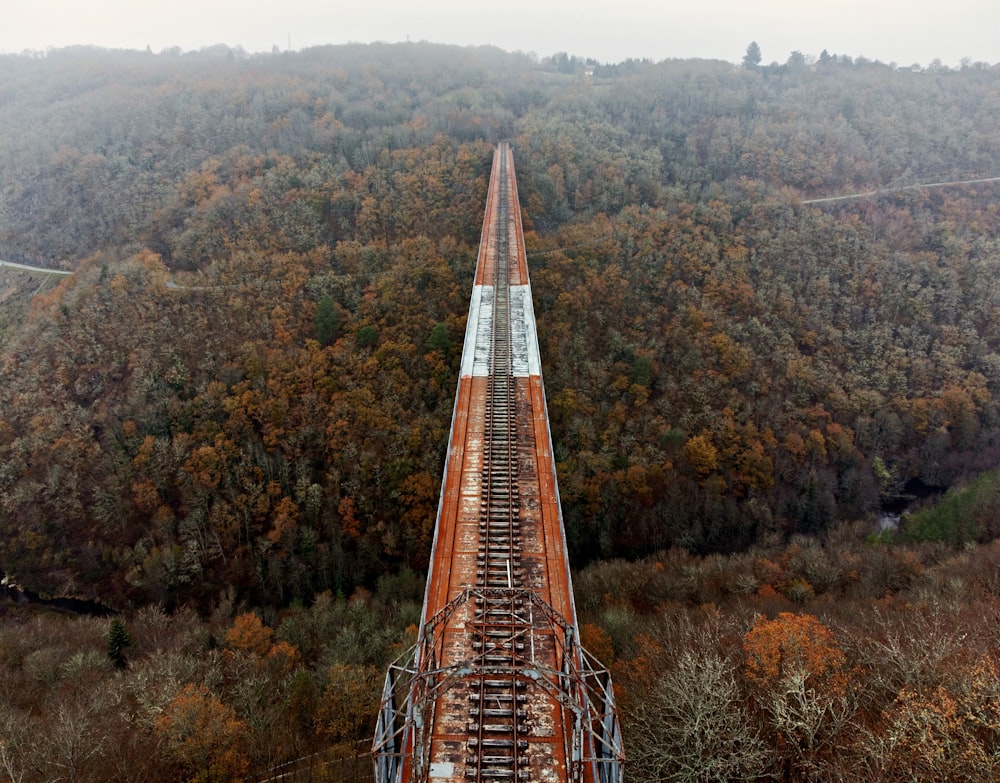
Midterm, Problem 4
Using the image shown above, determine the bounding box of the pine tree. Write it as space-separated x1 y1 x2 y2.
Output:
314 295 339 346
426 321 452 353
107 616 133 669
743 41 762 68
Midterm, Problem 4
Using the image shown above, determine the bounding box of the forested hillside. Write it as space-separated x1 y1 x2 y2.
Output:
3 42 1000 782
3 44 1000 608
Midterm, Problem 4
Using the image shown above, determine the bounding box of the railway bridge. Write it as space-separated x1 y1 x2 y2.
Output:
373 143 624 783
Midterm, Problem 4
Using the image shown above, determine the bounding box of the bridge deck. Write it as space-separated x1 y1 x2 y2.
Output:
419 142 577 783
377 143 622 783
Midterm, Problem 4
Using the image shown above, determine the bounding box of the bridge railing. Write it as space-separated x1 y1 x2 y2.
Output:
372 587 625 783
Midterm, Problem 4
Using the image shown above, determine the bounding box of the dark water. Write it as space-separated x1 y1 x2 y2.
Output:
881 477 947 515
0 574 113 617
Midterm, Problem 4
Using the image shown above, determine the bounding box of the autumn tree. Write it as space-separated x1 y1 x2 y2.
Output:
223 612 301 677
874 655 1000 781
224 613 273 659
743 612 853 779
155 683 250 783
315 663 382 751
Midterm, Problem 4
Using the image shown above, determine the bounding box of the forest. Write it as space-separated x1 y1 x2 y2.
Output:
2 42 1000 780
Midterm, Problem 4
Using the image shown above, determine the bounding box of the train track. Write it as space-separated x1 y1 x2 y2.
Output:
374 143 623 783
467 146 529 781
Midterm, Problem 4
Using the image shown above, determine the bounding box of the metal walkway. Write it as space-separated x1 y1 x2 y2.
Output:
373 143 624 783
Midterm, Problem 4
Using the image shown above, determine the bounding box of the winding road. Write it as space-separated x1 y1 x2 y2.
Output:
0 260 221 291
0 259 73 275
802 175 1000 204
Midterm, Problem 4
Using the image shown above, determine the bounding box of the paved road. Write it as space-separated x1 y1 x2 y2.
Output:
0 259 73 275
1 259 223 291
803 175 1000 204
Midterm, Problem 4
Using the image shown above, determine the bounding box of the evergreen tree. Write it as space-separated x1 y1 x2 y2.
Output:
107 616 133 669
426 322 452 353
314 295 339 346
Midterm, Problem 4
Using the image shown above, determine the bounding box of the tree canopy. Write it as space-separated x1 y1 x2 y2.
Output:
1 43 1000 611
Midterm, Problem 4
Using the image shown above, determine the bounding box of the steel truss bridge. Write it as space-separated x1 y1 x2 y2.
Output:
373 143 624 783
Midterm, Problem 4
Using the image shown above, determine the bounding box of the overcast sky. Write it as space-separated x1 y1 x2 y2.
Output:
2 0 998 67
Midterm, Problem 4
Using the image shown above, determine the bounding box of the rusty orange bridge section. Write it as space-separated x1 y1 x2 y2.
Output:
373 143 624 783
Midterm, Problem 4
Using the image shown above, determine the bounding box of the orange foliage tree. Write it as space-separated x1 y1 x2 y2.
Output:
224 612 273 658
743 612 852 779
155 683 250 783
743 611 846 693
224 612 301 676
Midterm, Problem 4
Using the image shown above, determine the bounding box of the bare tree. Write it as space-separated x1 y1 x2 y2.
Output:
0 708 27 783
627 649 768 782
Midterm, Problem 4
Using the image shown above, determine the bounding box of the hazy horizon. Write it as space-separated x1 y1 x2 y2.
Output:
3 0 998 68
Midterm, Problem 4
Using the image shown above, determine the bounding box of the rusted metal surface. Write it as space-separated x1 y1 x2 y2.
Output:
375 143 623 783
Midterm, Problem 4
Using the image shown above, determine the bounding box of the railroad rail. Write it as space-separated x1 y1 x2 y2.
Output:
374 144 624 783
